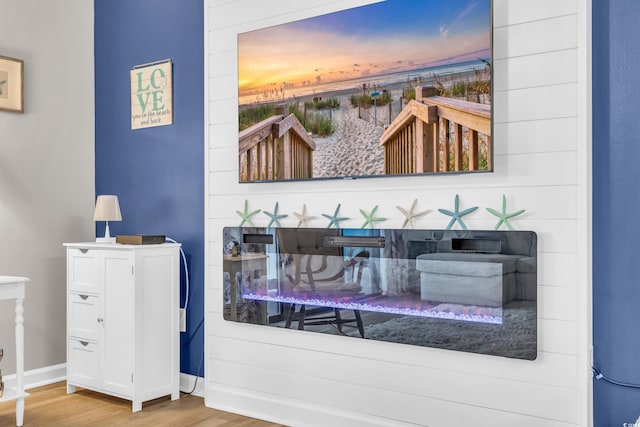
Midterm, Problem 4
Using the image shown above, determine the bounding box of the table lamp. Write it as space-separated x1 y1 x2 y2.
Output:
93 195 122 243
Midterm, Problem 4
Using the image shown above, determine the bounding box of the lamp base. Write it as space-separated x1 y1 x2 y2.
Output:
96 237 116 243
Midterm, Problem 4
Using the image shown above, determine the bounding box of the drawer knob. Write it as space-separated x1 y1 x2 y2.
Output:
97 318 104 323
79 341 89 347
79 294 89 300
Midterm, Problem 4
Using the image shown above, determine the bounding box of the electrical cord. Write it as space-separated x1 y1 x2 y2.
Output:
185 318 204 346
188 349 205 395
166 237 189 325
164 236 204 394
185 318 205 394
592 366 640 388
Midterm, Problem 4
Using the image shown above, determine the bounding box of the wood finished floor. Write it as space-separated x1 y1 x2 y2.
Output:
0 382 286 427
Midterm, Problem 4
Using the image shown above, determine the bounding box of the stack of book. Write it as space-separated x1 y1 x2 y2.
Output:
115 235 166 245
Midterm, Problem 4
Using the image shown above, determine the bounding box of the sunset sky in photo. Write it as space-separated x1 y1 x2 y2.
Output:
238 0 490 98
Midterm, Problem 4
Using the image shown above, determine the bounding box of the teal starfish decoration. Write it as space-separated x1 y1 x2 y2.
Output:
263 201 287 227
322 204 349 228
487 194 526 230
396 199 429 229
236 199 261 227
293 204 316 228
438 194 478 230
359 205 387 228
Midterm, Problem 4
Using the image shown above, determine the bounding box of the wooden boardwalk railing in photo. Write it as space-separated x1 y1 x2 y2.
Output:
380 86 491 175
238 106 315 182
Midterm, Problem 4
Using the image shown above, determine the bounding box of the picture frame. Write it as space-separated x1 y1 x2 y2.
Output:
130 59 173 129
237 0 492 183
0 55 24 113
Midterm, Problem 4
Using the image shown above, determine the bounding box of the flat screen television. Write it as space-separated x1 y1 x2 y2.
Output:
238 0 493 183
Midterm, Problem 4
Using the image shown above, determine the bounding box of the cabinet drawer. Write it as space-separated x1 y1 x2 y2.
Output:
67 338 100 389
68 249 99 294
68 293 100 341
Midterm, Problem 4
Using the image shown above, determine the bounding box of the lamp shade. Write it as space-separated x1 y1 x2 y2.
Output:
93 195 122 222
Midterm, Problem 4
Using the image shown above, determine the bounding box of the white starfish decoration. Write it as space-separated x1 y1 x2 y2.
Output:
396 199 430 229
293 204 316 228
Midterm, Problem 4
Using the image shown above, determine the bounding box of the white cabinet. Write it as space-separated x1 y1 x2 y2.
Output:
64 242 180 411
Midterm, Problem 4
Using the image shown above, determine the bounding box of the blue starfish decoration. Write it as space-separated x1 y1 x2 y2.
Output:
359 205 387 228
236 199 261 227
438 194 478 230
322 204 349 228
487 194 526 230
263 202 288 228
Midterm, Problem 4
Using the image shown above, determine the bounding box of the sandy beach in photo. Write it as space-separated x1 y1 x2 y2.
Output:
307 69 484 178
311 93 387 178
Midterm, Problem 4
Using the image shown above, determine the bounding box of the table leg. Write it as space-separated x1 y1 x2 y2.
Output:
15 297 24 427
16 399 24 427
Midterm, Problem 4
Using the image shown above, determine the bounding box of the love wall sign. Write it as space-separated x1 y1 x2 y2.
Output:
130 59 173 130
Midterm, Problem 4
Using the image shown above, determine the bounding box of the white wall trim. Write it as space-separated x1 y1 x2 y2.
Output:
576 0 593 425
202 0 212 409
2 363 66 392
2 365 206 400
206 382 420 427
180 372 205 397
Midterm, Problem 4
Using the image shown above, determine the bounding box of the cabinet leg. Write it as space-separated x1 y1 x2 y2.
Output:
67 383 76 394
171 390 180 401
132 400 142 412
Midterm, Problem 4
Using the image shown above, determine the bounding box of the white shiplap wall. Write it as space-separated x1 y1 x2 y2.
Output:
204 1 592 426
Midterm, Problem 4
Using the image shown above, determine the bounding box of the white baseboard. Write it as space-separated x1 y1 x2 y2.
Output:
2 363 67 391
2 365 205 400
180 372 205 397
205 382 418 427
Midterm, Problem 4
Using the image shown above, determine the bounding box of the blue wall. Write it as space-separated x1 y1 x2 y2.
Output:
94 0 204 376
593 0 640 424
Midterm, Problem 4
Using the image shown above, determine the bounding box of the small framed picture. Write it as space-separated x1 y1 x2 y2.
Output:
0 55 24 113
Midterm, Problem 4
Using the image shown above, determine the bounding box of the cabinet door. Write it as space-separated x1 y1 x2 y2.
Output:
100 251 135 397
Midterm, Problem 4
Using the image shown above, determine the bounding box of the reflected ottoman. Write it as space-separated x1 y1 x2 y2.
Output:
416 253 523 307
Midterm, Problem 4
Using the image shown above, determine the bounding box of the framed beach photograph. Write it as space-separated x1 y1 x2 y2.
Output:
237 0 492 183
0 55 24 113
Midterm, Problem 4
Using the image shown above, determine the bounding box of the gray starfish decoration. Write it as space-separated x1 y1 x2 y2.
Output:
322 204 349 228
236 199 261 227
359 205 387 228
438 194 478 230
396 199 429 229
264 202 287 228
487 194 526 230
293 204 316 228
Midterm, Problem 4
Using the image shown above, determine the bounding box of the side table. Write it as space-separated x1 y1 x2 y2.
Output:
0 276 29 427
